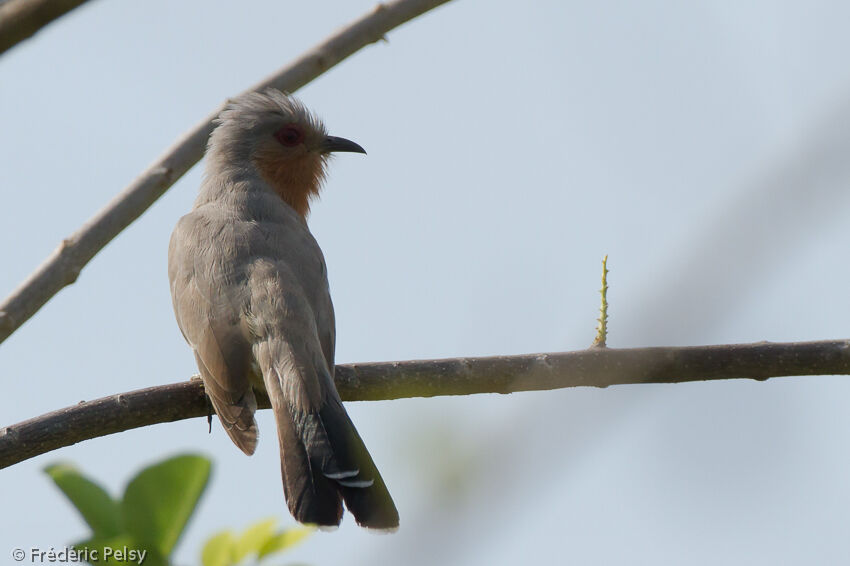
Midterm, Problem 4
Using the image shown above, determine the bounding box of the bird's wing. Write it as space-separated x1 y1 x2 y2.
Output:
252 212 337 374
168 213 258 455
315 265 336 377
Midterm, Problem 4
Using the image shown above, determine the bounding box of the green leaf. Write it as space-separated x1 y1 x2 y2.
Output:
233 518 277 563
201 530 236 566
45 462 122 538
256 526 314 560
121 454 212 558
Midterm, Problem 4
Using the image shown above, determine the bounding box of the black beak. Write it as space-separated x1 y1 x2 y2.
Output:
321 135 366 155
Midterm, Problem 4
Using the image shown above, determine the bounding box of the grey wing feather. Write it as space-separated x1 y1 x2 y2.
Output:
169 213 259 455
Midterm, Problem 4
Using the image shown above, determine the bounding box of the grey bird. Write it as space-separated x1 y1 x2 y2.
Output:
168 89 399 529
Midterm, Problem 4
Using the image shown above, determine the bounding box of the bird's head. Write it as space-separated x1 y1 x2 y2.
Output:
207 89 365 218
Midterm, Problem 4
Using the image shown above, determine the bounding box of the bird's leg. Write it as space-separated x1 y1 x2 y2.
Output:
189 374 214 432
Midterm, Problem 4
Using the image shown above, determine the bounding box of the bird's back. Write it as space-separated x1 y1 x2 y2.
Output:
169 177 335 370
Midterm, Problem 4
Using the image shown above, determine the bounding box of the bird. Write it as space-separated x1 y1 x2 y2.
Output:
167 89 399 530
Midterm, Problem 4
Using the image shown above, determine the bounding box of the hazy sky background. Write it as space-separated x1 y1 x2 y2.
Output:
3 1 850 564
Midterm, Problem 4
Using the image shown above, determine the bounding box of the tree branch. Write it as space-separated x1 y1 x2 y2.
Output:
2 339 848 469
0 0 453 346
0 0 93 56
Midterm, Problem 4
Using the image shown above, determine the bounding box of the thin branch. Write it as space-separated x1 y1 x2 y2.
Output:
0 0 453 346
592 254 609 347
2 339 849 470
0 0 93 56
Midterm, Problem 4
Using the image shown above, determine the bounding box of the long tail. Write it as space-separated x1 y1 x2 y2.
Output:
317 397 399 529
260 353 398 529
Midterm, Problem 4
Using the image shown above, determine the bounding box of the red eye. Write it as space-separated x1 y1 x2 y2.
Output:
274 125 304 147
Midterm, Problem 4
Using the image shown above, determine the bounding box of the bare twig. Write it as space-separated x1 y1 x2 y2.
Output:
592 255 609 347
0 0 453 346
0 0 92 56
2 339 849 469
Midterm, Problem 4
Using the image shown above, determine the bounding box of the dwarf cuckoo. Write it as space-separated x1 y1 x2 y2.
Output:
168 90 398 529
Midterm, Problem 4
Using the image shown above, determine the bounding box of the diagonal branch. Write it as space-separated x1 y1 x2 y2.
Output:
0 0 93 56
2 339 849 470
0 0 453 346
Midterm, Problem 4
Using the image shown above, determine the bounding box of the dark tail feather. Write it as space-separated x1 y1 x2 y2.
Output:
319 399 399 530
275 399 343 527
262 356 397 528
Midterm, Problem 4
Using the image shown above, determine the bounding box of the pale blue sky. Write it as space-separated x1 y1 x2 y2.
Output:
3 1 850 564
